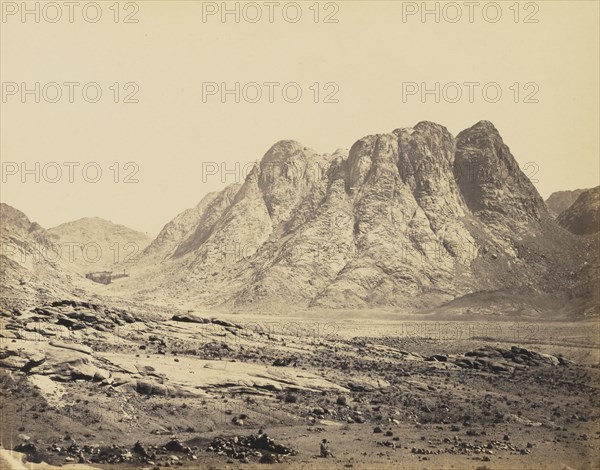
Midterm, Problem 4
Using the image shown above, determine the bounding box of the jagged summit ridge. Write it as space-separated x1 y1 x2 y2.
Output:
114 120 592 313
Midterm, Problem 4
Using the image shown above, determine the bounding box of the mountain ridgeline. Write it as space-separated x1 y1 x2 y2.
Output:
117 121 596 316
1 121 596 315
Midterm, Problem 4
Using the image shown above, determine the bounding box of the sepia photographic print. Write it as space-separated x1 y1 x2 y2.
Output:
0 1 599 469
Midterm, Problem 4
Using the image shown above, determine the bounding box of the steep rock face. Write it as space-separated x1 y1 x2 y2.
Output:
3 121 599 315
1 203 36 233
395 123 474 260
258 140 332 227
194 166 273 264
455 121 548 227
557 186 600 235
119 120 592 314
8 122 591 315
1 204 55 271
172 184 241 258
312 124 477 309
138 184 242 268
237 150 356 307
144 192 222 261
112 184 244 300
546 189 589 217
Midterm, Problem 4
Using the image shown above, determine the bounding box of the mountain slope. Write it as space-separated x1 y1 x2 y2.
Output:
546 189 589 217
0 204 75 308
47 218 151 273
141 184 241 262
556 186 600 235
116 121 595 316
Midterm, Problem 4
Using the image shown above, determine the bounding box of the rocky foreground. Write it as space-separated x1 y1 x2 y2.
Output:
0 300 598 469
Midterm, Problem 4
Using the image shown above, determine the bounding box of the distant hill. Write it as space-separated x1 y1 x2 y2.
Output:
546 189 589 217
0 203 73 308
556 186 600 235
48 217 151 273
0 206 153 308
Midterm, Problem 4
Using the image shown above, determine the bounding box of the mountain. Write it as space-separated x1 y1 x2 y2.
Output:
0 203 75 308
117 121 595 316
144 184 241 261
2 122 595 316
556 186 600 235
47 217 151 274
545 189 589 217
0 207 155 308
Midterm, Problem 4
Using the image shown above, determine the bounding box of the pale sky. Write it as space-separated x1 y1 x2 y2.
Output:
1 0 599 234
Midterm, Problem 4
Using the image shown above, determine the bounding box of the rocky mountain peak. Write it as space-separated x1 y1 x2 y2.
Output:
5 121 593 316
257 140 320 185
254 140 330 227
261 139 307 163
455 120 548 224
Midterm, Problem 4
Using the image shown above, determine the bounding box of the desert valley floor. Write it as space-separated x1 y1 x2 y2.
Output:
1 302 598 470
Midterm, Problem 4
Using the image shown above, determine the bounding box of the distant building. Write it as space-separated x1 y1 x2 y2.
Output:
85 270 129 284
85 271 112 284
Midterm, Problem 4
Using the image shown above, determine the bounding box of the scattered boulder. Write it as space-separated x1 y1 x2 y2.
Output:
165 438 191 453
208 431 296 462
136 380 170 396
171 314 210 324
453 346 562 373
49 341 93 355
336 395 348 406
211 319 241 329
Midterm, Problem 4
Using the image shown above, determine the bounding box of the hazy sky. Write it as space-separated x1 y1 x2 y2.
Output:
1 1 599 234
